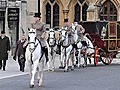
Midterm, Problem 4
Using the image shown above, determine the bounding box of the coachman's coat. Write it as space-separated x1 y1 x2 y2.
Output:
0 36 10 60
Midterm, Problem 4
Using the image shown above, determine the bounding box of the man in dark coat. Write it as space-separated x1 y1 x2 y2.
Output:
0 31 10 71
13 35 27 72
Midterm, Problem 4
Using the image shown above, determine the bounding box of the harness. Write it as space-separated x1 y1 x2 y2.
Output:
28 37 43 64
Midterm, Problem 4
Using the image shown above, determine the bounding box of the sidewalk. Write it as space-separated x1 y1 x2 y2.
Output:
0 56 29 79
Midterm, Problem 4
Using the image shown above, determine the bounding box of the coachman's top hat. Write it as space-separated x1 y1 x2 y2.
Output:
74 19 78 22
64 18 68 22
34 13 41 18
1 31 5 34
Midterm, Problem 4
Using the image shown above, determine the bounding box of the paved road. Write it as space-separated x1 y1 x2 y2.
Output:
0 64 120 90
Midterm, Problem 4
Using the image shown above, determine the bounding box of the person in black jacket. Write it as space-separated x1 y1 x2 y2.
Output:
0 31 10 71
13 35 27 72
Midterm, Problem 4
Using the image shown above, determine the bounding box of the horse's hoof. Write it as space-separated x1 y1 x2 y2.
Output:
30 84 34 88
38 83 42 87
71 68 74 71
64 69 68 72
48 69 55 72
38 80 42 87
82 65 86 68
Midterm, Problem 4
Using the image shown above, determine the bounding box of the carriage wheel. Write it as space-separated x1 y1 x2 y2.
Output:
100 53 113 65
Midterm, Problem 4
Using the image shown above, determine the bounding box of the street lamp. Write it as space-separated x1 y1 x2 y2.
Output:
38 0 41 14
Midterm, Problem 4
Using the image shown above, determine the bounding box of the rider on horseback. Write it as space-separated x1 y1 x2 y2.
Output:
31 13 49 63
72 19 86 46
62 18 75 48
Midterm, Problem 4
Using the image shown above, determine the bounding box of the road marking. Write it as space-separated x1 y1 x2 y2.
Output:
0 72 29 80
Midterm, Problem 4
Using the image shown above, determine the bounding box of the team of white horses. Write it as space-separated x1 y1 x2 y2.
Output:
25 28 95 88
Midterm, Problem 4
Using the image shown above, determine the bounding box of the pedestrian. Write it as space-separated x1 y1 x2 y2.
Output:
0 31 10 71
13 35 27 72
31 13 49 63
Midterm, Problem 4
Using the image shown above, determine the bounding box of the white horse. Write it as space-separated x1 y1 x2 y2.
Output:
73 30 94 67
72 29 82 68
60 29 74 71
47 29 57 71
25 28 44 88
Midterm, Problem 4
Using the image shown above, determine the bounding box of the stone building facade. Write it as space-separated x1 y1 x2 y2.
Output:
26 0 120 52
0 0 27 48
27 0 120 29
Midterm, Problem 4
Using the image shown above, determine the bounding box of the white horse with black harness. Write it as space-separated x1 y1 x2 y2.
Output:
60 29 74 71
47 29 57 71
25 28 44 88
73 29 94 67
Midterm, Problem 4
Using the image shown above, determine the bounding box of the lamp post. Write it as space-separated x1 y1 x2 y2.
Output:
38 0 40 14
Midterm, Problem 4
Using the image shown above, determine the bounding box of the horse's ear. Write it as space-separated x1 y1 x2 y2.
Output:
28 28 30 31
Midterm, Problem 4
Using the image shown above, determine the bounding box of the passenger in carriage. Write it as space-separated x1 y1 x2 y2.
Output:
31 13 49 63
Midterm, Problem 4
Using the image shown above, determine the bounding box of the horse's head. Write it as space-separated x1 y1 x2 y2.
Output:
48 28 56 46
28 28 37 52
60 29 68 42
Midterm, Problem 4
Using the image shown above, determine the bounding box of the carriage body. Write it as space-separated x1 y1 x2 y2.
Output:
80 21 120 65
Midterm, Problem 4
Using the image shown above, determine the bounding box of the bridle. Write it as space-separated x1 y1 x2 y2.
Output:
28 31 38 53
48 31 56 47
60 29 70 48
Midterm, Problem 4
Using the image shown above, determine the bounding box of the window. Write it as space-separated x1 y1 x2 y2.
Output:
53 3 59 28
45 1 59 29
74 0 88 21
79 0 84 4
100 0 117 21
0 11 5 34
0 0 7 9
82 3 88 21
50 0 55 3
46 3 51 26
74 3 80 22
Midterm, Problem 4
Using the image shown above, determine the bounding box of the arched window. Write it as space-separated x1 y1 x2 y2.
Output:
79 0 84 4
46 3 51 26
45 1 59 29
50 0 55 3
53 3 59 29
74 3 80 21
100 0 117 21
74 0 88 21
82 3 88 21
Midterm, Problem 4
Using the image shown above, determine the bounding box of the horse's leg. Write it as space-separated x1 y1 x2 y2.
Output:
60 47 64 67
64 51 71 72
83 51 87 67
28 61 32 79
47 51 52 71
30 60 39 87
71 53 74 70
73 48 77 66
38 60 44 87
52 51 55 71
77 49 81 68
